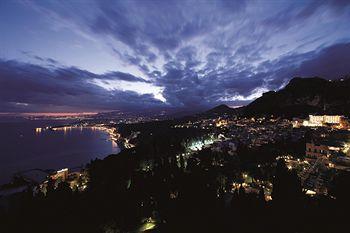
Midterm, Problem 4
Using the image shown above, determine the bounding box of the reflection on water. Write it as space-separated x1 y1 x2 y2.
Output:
0 120 120 184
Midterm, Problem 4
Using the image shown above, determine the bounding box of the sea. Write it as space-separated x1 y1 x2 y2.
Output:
0 119 120 185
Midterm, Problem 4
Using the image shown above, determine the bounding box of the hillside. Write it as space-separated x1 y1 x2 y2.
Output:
244 77 350 117
201 104 243 118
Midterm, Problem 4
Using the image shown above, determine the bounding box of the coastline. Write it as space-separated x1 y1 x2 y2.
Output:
0 121 121 188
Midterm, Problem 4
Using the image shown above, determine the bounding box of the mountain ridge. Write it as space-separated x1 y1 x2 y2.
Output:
244 77 350 117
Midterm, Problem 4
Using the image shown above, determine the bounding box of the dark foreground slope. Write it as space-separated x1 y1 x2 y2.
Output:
2 148 350 233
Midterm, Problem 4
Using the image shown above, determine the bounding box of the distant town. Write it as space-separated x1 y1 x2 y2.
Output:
2 106 350 231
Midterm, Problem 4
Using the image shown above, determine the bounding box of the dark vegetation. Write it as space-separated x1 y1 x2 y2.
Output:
1 128 350 233
116 120 209 157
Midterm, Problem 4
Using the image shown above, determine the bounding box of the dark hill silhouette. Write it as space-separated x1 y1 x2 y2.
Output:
200 104 244 118
244 77 350 117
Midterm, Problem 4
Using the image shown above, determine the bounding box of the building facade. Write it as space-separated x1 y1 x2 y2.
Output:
50 168 69 181
306 143 330 158
302 115 346 127
306 142 342 158
309 115 341 125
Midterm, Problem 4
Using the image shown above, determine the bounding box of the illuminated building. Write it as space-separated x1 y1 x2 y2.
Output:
306 143 330 158
309 115 341 124
292 119 303 128
306 142 341 158
215 119 228 127
50 168 69 181
302 115 346 127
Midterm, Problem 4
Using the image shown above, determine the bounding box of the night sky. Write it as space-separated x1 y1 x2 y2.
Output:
1 0 350 113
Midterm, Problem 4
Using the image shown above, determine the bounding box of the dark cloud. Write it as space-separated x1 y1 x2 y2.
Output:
262 1 321 32
153 42 350 109
89 0 247 56
2 0 350 112
262 0 350 33
21 51 61 66
0 59 164 112
2 42 350 113
294 43 350 79
100 71 150 83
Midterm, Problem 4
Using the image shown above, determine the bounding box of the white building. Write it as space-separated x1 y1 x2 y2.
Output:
309 115 341 124
303 115 343 127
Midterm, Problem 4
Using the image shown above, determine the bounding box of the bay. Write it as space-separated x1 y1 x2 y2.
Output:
0 119 120 184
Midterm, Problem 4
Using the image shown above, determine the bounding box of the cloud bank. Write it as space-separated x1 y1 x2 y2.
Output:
0 0 350 112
